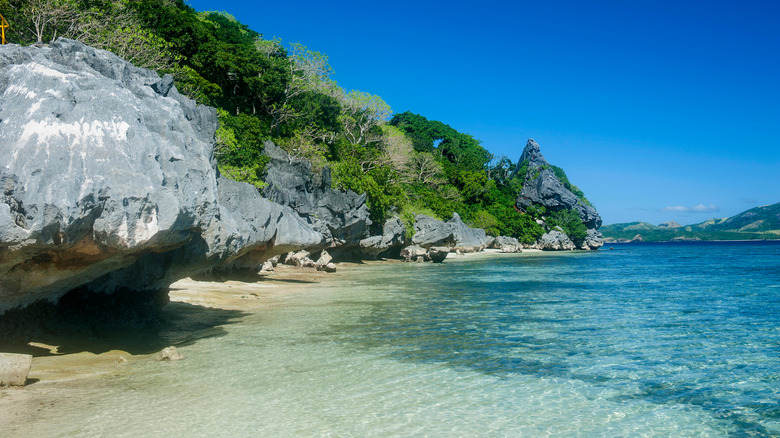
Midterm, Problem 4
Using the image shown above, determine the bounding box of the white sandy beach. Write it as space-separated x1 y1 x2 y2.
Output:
0 248 544 429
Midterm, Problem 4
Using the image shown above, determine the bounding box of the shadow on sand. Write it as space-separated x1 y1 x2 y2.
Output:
0 291 249 358
191 270 319 285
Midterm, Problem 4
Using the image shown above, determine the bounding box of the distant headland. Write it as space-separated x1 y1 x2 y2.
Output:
601 202 780 242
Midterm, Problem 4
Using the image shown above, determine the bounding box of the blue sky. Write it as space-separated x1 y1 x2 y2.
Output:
186 0 780 225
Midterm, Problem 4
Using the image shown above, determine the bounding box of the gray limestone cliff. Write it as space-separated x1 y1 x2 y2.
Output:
514 139 602 229
513 139 603 250
261 141 371 254
0 39 321 315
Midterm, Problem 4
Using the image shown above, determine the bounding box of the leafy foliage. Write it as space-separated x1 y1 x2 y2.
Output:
551 165 592 207
546 209 588 245
2 0 598 245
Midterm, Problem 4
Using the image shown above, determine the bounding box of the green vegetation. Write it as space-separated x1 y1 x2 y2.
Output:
546 209 588 246
551 165 592 207
601 203 780 242
1 0 592 243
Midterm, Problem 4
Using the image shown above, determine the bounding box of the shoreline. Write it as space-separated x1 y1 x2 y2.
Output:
2 248 542 379
0 248 544 428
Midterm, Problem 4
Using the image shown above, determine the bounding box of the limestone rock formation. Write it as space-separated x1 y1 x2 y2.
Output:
411 213 489 252
262 141 370 250
428 246 450 263
538 230 576 251
491 236 522 253
514 139 602 230
412 214 457 248
0 353 33 386
400 245 430 262
0 39 321 314
580 228 605 251
358 217 407 258
447 213 489 253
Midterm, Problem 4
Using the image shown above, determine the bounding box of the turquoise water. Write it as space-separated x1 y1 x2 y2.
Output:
8 242 780 436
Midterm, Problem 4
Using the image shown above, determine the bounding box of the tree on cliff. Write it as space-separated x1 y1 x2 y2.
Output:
2 0 594 244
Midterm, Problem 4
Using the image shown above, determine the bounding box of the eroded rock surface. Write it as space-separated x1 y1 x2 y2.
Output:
580 228 604 251
538 230 576 251
411 213 488 252
358 217 407 259
0 353 33 386
262 141 370 250
0 39 321 314
514 139 602 229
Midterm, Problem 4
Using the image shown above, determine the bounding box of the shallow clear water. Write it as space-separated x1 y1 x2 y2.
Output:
8 242 780 437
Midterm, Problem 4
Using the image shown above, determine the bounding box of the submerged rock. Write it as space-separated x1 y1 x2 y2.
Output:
0 353 33 386
157 346 184 361
0 39 321 315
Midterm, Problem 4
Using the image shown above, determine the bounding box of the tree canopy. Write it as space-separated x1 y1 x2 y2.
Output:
1 0 591 243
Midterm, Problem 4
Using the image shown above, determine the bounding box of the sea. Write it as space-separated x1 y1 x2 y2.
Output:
6 241 780 437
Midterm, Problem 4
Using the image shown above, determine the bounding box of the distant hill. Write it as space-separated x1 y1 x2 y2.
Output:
601 202 780 242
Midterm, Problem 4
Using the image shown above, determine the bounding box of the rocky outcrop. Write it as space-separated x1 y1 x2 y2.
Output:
490 236 522 253
428 246 450 263
262 141 370 251
448 213 489 252
400 245 429 262
399 245 449 263
0 39 321 315
579 228 604 250
157 346 185 361
411 213 489 253
358 217 407 258
0 353 33 386
411 214 456 248
514 139 602 229
538 230 576 251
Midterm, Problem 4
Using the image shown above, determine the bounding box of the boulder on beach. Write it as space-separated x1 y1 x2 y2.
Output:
492 236 522 253
538 230 576 251
579 229 605 250
411 213 489 253
400 245 429 262
428 246 450 263
0 353 33 386
358 217 407 259
157 346 184 361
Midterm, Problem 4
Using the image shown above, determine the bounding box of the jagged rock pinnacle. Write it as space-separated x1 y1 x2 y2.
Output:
518 138 547 168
